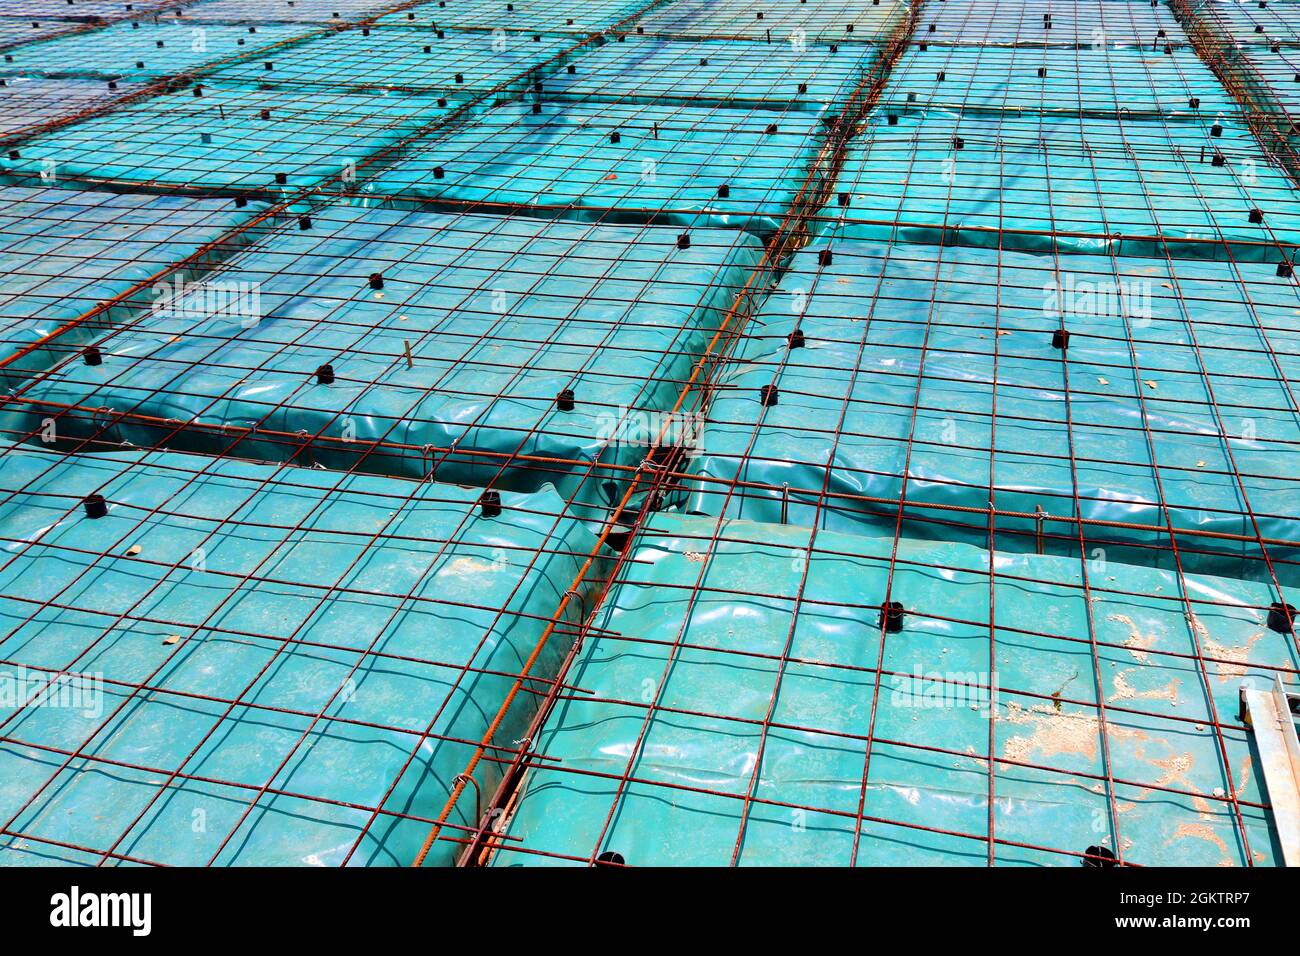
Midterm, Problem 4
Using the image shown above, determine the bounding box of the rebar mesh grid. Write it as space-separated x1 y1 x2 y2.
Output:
917 0 1186 47
0 440 601 866
480 512 1285 866
1 204 762 504
0 0 1295 869
377 0 654 34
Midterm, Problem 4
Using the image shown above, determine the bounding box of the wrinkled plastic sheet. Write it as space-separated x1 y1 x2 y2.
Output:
0 443 599 866
0 75 143 137
634 0 906 43
820 108 1300 261
687 241 1300 575
916 0 1184 46
0 185 268 384
377 0 647 34
8 206 763 501
362 99 825 235
495 512 1288 866
881 43 1236 117
546 36 878 112
212 26 575 93
0 80 461 191
0 20 317 80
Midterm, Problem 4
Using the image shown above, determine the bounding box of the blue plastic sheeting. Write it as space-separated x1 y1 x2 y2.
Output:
820 109 1300 261
0 81 461 191
0 20 317 80
687 241 1300 576
916 0 1184 46
179 0 409 21
634 0 905 43
0 443 599 866
378 0 647 34
0 185 266 384
881 44 1236 117
0 17 84 47
0 75 143 137
493 513 1288 866
548 36 878 112
8 206 762 500
362 100 825 235
212 27 575 93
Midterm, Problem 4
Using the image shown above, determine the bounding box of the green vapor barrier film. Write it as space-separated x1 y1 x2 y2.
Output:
0 185 268 387
0 443 600 867
915 0 1184 46
376 0 649 34
0 20 317 80
493 513 1291 867
0 75 145 138
210 27 575 93
879 44 1236 117
543 35 879 112
5 206 762 503
686 241 1300 581
0 80 464 192
359 100 826 236
819 108 1300 262
633 0 907 44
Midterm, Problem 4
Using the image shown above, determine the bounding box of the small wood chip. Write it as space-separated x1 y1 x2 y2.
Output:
163 635 180 645
125 544 142 557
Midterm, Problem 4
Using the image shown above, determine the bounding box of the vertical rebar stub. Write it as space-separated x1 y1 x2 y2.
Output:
1082 845 1117 867
880 601 905 633
479 490 502 518
1268 602 1297 633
